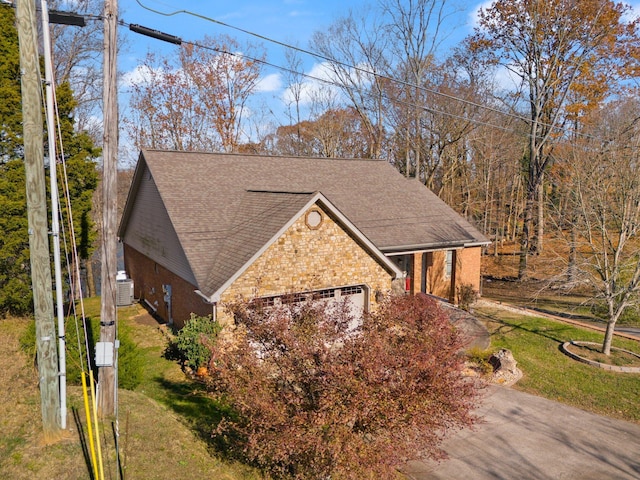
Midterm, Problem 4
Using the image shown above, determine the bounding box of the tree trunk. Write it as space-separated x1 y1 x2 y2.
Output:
85 258 96 298
536 176 544 254
518 190 535 279
567 221 577 283
602 321 615 356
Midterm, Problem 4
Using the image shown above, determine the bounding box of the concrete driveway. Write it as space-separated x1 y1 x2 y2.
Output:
405 386 640 480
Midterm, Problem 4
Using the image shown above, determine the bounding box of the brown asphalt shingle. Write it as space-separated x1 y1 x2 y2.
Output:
121 150 488 296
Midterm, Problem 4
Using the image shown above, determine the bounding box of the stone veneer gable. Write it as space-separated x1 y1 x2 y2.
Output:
218 204 394 320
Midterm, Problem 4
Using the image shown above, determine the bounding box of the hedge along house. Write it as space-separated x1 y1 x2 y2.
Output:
118 150 489 328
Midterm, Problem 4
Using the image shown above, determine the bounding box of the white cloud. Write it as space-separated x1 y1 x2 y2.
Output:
492 64 523 92
255 73 282 93
280 62 343 107
307 62 339 82
469 1 495 29
119 64 164 88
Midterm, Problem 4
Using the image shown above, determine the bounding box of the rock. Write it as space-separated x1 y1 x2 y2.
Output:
489 349 522 386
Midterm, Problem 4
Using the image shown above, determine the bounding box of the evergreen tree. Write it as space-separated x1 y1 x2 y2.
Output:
0 5 99 316
0 4 22 161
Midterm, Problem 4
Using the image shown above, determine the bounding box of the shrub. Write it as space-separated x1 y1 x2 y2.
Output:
20 314 143 390
19 319 37 359
117 324 144 390
211 295 481 479
171 313 221 370
457 283 478 311
466 346 494 376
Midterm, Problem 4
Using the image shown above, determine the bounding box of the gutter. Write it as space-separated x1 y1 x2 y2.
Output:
382 240 490 255
195 289 218 322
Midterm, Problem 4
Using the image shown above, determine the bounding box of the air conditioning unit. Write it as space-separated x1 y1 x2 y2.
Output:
116 279 134 306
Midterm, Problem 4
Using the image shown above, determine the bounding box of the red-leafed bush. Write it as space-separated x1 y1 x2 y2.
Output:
210 294 481 479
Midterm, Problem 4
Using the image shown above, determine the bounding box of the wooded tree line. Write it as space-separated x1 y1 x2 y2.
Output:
127 5 639 246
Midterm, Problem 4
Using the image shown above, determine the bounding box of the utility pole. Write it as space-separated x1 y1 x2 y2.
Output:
97 0 118 417
16 0 60 439
41 0 67 431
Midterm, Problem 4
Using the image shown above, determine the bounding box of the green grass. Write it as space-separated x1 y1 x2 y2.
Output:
1 300 258 480
116 303 255 476
477 306 640 423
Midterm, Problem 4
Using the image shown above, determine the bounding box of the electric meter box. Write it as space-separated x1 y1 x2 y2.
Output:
95 341 114 367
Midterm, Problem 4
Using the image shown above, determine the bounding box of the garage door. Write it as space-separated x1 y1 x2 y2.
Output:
339 285 365 312
254 285 368 325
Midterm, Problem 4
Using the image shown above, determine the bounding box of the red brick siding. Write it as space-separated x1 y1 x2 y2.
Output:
454 246 482 295
423 247 482 304
123 244 212 328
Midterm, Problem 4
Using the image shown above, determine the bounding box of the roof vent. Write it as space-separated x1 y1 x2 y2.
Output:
305 209 323 229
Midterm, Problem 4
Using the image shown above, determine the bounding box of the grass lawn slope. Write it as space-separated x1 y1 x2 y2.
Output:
0 302 257 480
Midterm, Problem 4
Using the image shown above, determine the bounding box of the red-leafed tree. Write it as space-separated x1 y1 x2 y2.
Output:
210 294 480 479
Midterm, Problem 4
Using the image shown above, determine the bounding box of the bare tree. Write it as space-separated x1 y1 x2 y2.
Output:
125 36 264 153
49 0 107 139
559 98 640 355
311 7 390 159
280 48 307 155
381 0 461 178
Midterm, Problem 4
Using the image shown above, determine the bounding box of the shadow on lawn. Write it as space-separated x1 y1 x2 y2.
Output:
154 377 224 434
479 310 576 344
151 376 245 463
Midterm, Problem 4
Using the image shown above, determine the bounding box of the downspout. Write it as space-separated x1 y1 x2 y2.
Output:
195 289 218 323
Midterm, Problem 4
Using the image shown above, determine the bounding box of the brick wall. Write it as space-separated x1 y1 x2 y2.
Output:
218 205 394 323
454 246 482 294
428 250 451 300
410 253 421 295
423 246 482 303
124 244 213 328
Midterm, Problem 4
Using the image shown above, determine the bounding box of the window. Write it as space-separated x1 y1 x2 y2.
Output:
445 250 453 278
341 286 363 296
305 209 323 229
316 289 336 299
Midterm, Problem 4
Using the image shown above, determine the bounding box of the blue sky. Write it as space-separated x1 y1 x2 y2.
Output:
111 0 484 160
117 0 480 72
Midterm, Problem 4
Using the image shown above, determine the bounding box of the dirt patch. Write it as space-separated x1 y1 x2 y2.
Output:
132 309 164 327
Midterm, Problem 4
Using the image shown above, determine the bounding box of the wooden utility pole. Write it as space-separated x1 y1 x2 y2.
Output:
41 0 68 431
97 0 118 417
16 0 60 438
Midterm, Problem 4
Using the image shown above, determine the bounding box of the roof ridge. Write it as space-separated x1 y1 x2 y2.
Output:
246 189 316 195
143 149 387 162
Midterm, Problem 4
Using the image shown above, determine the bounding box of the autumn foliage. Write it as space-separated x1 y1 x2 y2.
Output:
210 294 480 479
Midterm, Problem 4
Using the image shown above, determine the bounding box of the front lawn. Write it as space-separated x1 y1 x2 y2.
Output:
477 306 640 423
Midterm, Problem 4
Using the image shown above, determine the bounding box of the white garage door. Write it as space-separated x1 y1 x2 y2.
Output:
254 285 368 326
339 285 366 313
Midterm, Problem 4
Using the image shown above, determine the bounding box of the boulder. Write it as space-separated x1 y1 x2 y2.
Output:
489 349 522 386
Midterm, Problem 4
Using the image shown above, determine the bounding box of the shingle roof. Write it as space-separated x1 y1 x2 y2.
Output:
202 190 317 296
120 150 488 296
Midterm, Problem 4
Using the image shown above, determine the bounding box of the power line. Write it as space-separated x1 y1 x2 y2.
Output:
119 17 524 138
36 1 597 141
132 0 580 136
